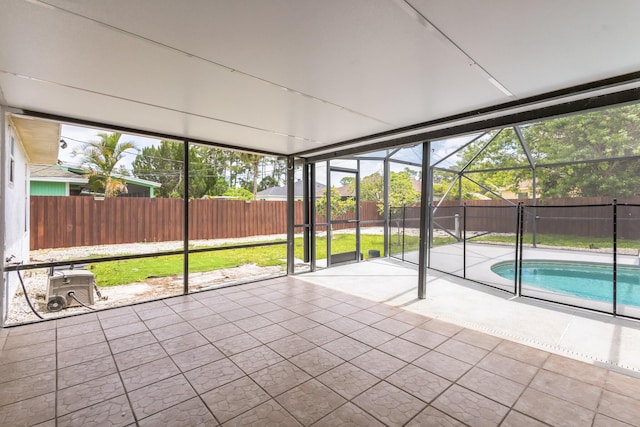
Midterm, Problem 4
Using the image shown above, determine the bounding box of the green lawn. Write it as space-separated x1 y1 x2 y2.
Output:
91 233 389 287
89 231 632 287
473 233 640 249
388 235 454 253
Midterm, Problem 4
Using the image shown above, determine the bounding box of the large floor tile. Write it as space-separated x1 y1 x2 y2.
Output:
514 388 595 427
432 384 509 427
223 399 301 427
313 402 384 427
352 381 426 427
317 362 379 400
0 392 55 427
387 364 451 403
57 394 134 427
128 374 197 421
137 397 216 427
201 376 269 424
276 379 346 426
250 360 312 397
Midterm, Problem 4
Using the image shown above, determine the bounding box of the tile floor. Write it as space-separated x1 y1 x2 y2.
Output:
1 275 640 426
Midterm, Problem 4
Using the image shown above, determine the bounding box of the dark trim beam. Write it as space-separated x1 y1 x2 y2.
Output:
296 71 640 159
302 87 640 163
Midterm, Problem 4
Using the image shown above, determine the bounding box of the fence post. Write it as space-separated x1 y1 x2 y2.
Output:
463 205 466 279
454 213 460 240
613 199 617 316
183 140 189 295
514 203 519 295
402 206 406 262
515 203 523 297
518 203 526 297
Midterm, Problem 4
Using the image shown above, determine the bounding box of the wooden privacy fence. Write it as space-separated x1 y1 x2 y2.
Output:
30 196 384 250
33 196 640 250
397 197 640 240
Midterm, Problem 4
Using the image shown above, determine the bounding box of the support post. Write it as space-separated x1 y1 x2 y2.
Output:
183 140 189 295
613 199 618 316
286 156 295 275
514 202 521 296
303 161 309 263
517 203 525 297
310 164 317 271
401 206 406 261
326 162 332 268
428 167 434 251
463 205 467 279
355 160 361 263
418 141 431 299
532 169 537 247
384 153 390 257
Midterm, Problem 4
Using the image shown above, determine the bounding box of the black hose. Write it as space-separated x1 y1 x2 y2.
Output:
67 291 95 310
16 268 44 320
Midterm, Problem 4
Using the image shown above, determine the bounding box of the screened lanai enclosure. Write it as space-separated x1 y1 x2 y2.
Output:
3 0 640 328
386 102 640 319
5 101 640 324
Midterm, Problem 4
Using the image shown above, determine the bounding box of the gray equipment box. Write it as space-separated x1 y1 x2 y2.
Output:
47 270 95 309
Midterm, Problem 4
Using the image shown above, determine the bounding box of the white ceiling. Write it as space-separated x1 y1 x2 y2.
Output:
1 0 639 156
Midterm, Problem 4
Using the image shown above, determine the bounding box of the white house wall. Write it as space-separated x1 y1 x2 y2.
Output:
1 112 31 324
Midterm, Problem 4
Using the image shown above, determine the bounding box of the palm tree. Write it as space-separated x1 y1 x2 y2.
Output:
238 153 262 199
78 132 137 197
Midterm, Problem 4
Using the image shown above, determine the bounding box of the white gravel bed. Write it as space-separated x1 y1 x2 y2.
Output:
29 234 291 262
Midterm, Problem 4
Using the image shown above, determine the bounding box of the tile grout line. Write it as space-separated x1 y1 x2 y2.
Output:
3 277 640 426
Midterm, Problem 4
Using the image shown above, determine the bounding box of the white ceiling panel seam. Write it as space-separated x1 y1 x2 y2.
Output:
0 69 321 144
35 0 391 127
396 0 515 98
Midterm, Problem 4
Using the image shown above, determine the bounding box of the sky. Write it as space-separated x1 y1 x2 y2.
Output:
57 123 473 184
59 124 162 170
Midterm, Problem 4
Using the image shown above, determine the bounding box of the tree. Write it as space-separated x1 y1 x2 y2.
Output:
75 132 136 197
432 171 494 201
132 141 228 198
340 176 355 186
360 171 421 213
315 187 356 218
455 105 640 199
238 153 262 199
258 176 279 192
222 187 254 201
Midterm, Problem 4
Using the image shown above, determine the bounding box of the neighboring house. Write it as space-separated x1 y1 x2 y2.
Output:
30 163 161 198
256 180 326 201
2 114 61 321
334 177 422 200
500 180 537 200
258 178 422 202
30 164 88 196
411 178 422 194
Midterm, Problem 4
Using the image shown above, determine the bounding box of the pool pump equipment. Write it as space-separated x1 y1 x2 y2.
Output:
46 269 97 312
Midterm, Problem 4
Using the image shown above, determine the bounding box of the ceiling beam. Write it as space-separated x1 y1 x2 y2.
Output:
302 84 640 163
11 109 283 157
296 70 640 160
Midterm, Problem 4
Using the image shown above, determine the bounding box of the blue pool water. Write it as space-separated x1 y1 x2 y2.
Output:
491 260 640 306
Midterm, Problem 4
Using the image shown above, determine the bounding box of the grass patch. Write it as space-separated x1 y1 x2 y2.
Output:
92 231 637 287
91 233 390 287
90 244 287 287
474 233 640 249
388 235 455 253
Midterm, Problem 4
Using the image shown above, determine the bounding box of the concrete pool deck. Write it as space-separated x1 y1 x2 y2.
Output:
298 255 640 375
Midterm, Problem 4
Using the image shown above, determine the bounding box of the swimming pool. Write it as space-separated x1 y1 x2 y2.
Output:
491 260 640 307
